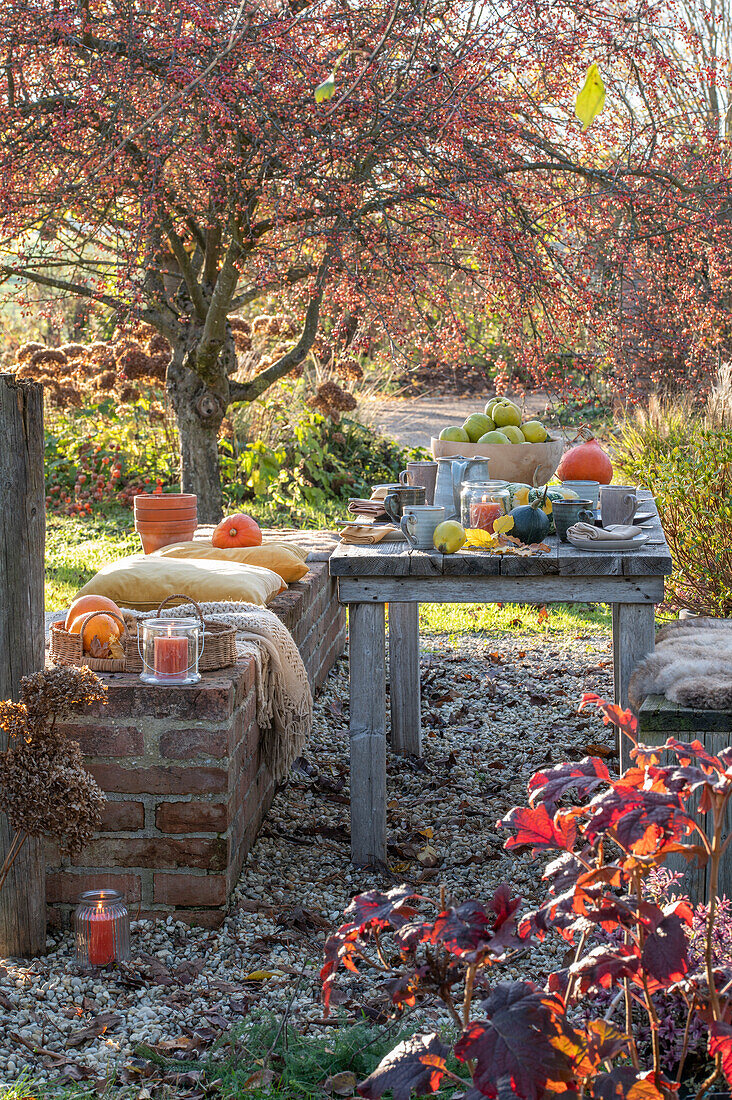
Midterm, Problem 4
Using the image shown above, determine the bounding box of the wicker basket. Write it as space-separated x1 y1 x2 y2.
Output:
124 595 238 673
49 611 129 672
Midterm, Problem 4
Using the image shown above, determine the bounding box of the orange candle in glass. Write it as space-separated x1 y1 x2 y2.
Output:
153 629 188 679
470 500 503 532
87 905 117 966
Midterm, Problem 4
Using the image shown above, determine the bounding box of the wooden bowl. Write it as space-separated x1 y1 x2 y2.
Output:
431 434 565 486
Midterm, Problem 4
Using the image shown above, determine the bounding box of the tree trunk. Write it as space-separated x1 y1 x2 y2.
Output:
166 331 233 524
0 375 47 958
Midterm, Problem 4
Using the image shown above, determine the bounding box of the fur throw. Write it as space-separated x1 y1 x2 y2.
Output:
629 617 732 712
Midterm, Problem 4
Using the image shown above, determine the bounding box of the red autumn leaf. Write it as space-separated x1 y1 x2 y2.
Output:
640 911 689 985
384 966 430 1009
709 1021 732 1086
584 786 692 856
590 1067 666 1099
357 1033 449 1100
500 804 577 855
528 757 610 811
345 886 418 932
566 944 641 996
321 923 363 1012
420 888 524 961
454 982 575 1100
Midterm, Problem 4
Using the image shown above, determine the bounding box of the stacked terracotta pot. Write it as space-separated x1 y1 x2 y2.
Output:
133 494 198 554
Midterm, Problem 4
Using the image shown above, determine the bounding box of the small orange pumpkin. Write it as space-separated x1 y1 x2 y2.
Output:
212 513 262 548
65 594 123 633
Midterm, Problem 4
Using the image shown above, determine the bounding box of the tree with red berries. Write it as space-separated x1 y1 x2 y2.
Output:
0 0 728 518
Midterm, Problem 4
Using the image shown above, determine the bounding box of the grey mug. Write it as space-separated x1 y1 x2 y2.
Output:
383 486 426 522
552 499 595 542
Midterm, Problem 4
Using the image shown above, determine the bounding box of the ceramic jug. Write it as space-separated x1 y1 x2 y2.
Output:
433 457 491 520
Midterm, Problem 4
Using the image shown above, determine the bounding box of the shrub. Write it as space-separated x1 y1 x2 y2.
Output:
322 698 732 1098
614 402 732 616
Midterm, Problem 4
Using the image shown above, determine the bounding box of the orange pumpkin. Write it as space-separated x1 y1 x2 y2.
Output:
79 613 124 658
555 430 613 485
65 594 123 633
212 513 262 548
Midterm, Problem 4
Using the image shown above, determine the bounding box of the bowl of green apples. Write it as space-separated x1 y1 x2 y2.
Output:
431 398 565 485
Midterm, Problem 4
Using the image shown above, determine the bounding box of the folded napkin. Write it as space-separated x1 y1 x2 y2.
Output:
568 523 643 542
339 523 402 545
348 485 391 519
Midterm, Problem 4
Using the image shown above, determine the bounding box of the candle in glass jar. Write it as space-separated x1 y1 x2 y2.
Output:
470 500 503 532
87 905 116 966
153 629 188 679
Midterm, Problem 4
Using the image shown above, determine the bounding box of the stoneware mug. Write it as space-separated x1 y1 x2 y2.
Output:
552 499 595 542
383 485 426 522
599 484 637 528
399 461 439 505
400 505 445 550
561 480 600 509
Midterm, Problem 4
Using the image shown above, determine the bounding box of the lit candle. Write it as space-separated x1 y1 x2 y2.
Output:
470 500 503 532
87 904 117 967
153 627 188 679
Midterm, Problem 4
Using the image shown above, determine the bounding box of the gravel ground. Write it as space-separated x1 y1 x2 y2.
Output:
0 629 614 1089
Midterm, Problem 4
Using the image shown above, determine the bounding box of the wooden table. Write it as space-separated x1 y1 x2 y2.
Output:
329 494 673 865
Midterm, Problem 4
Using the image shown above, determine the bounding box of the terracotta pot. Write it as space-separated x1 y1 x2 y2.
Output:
135 520 198 554
133 494 198 554
134 493 197 509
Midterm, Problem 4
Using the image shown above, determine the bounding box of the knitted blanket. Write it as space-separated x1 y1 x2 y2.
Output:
46 602 313 782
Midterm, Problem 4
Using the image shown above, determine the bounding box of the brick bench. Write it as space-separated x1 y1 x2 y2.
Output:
47 547 345 928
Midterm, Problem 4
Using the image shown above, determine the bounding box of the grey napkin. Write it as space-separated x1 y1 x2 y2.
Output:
569 523 643 542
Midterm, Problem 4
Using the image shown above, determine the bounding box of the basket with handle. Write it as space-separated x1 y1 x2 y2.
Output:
124 595 237 674
49 611 129 672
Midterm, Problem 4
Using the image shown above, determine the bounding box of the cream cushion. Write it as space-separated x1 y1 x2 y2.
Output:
75 554 284 612
152 540 309 583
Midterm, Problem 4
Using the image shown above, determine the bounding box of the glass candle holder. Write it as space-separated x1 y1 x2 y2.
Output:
75 889 130 968
461 479 511 532
139 617 202 685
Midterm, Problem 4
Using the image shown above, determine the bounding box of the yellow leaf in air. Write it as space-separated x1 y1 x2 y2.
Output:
575 63 606 131
314 73 336 103
493 514 515 534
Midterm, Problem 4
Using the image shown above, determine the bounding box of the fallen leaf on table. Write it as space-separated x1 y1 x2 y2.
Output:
324 1071 358 1095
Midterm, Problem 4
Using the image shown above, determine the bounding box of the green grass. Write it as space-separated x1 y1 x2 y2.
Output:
45 513 140 609
418 600 611 636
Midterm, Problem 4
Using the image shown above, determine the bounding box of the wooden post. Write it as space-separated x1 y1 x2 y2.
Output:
0 375 46 957
388 602 421 756
612 602 656 773
348 602 387 866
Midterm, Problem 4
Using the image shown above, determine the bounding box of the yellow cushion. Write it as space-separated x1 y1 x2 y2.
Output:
75 555 284 612
152 539 309 582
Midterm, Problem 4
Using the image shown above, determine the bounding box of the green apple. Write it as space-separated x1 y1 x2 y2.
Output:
498 425 525 443
492 401 522 428
462 413 496 442
439 425 470 443
478 430 510 444
522 420 548 443
484 397 501 417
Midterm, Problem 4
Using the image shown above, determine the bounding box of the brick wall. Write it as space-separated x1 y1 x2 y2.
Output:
47 547 345 928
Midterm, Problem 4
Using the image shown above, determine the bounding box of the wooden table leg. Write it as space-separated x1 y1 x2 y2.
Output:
388 601 421 757
348 602 387 866
612 602 656 772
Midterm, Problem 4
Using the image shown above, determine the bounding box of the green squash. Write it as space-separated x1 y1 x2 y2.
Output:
508 499 551 544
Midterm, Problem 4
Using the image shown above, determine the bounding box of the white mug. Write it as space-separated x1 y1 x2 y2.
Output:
400 505 445 550
599 485 637 527
561 480 600 509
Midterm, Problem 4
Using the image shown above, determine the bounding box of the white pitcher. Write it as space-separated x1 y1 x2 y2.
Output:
433 457 490 519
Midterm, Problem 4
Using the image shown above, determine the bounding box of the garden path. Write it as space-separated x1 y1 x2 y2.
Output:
357 392 551 448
